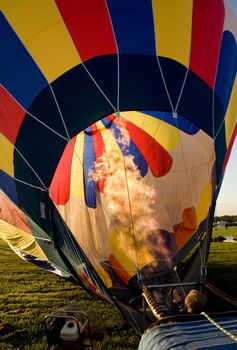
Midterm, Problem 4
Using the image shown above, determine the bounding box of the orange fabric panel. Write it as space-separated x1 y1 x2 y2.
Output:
0 193 31 234
173 207 197 249
108 253 132 285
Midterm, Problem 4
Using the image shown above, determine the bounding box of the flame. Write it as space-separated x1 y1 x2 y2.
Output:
89 117 175 266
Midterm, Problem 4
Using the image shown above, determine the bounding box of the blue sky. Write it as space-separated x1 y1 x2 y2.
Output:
215 138 237 216
227 0 237 18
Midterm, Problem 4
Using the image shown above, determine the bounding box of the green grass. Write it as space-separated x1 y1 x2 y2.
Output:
1 227 237 349
0 240 139 350
211 225 237 239
208 226 237 297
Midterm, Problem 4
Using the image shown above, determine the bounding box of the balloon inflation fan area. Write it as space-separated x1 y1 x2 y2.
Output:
44 304 95 350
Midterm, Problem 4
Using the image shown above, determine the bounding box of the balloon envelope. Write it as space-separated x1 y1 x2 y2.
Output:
0 0 237 317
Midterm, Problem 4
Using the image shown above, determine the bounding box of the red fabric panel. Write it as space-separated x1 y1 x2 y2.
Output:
56 0 117 62
119 118 173 177
50 137 76 205
81 272 105 299
0 86 25 144
90 124 106 192
109 253 132 284
190 0 224 88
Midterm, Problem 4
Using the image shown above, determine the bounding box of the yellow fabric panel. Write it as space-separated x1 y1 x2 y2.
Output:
0 219 48 261
0 0 81 83
0 0 15 9
0 135 14 176
109 228 154 276
122 111 179 150
152 0 192 67
70 132 85 199
195 181 212 226
225 77 237 146
95 265 112 288
96 119 109 132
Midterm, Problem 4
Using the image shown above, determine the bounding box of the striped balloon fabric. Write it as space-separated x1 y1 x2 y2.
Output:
0 1 236 307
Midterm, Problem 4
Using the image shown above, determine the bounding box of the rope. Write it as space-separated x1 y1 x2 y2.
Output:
105 0 120 113
201 311 237 342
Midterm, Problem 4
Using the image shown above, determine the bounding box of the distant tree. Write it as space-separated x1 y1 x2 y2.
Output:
214 215 237 223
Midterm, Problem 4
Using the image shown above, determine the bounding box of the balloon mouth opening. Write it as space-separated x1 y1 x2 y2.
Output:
47 109 215 293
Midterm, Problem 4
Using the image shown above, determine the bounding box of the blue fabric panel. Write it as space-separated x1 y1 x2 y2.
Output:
26 85 71 137
138 317 237 350
119 55 171 115
49 56 115 137
28 54 214 140
32 231 72 279
212 37 237 181
101 117 148 177
214 125 227 182
83 54 117 110
0 12 47 109
142 111 200 135
13 180 53 236
178 66 219 137
106 0 156 55
83 128 97 209
15 114 67 187
159 57 191 113
214 31 237 136
15 55 216 192
19 251 65 274
0 170 18 204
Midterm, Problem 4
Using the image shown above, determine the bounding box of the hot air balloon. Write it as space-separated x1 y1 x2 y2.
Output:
1 0 237 347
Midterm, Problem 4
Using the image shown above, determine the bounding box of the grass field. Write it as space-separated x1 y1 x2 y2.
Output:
0 226 237 349
208 226 237 297
0 240 139 350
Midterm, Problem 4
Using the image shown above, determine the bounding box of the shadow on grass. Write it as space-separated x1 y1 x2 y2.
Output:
207 263 237 297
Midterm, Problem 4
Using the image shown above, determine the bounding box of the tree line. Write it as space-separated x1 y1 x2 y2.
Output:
214 215 237 223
